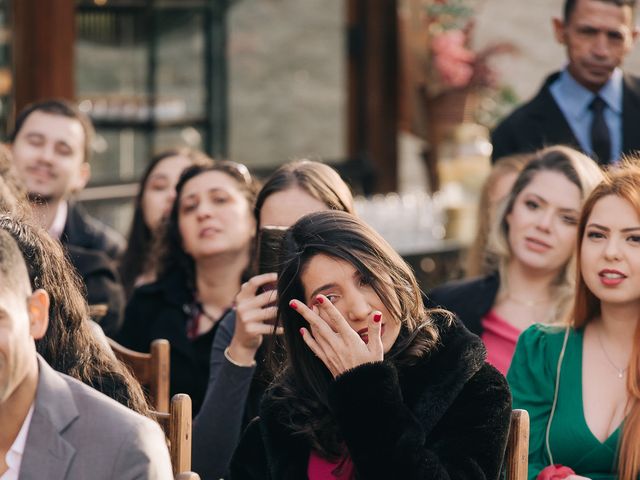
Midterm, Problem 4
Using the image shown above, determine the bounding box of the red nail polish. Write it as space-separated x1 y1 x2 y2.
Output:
299 328 305 336
316 295 324 304
373 312 382 323
290 301 298 309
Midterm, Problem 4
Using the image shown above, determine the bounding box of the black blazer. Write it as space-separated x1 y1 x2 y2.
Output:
117 269 218 415
66 244 125 337
491 72 640 163
62 201 126 261
230 315 512 480
427 272 500 337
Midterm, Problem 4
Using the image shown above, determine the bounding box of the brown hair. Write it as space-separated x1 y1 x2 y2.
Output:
466 154 531 277
573 161 640 479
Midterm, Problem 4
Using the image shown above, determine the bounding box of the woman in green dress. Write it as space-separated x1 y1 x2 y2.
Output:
508 162 640 480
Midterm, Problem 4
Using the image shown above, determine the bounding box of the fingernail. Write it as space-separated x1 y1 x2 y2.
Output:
316 295 324 304
299 328 305 336
373 312 382 323
289 300 298 309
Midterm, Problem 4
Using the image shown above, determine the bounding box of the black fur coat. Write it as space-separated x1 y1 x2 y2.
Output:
230 316 512 480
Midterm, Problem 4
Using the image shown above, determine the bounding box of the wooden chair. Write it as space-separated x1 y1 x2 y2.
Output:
154 394 196 477
504 409 530 480
175 473 200 480
107 337 170 413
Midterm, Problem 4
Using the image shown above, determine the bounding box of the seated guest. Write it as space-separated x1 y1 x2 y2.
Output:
118 162 258 415
119 148 213 300
0 215 150 416
8 99 125 336
192 160 355 479
0 229 172 480
466 153 531 278
231 211 512 479
508 162 640 480
429 146 603 374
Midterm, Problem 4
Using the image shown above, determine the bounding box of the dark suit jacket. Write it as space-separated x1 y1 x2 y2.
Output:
427 272 500 337
61 201 125 261
66 244 125 337
19 356 173 480
491 72 640 163
60 201 126 337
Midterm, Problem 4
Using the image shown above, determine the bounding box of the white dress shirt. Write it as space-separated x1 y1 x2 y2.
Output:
0 405 34 480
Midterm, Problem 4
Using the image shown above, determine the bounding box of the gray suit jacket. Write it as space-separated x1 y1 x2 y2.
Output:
18 357 173 480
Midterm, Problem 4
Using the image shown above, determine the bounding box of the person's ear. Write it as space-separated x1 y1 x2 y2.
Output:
72 161 91 192
28 289 49 340
552 17 567 45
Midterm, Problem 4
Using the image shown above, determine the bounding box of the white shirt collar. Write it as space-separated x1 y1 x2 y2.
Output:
1 404 34 480
48 201 68 240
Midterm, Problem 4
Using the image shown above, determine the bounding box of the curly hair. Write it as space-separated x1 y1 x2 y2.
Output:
0 216 151 417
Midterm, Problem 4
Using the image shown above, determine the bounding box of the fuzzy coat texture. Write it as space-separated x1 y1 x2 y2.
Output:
230 315 512 480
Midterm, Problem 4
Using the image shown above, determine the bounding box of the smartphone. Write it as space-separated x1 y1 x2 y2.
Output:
256 226 288 290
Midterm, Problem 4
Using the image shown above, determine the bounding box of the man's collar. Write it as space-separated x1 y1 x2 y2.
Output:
8 404 34 457
48 201 68 240
554 68 624 119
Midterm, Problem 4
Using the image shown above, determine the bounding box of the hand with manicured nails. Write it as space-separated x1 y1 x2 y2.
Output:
227 272 283 366
291 294 383 378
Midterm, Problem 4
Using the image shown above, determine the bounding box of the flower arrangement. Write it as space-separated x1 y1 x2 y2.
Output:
425 0 515 97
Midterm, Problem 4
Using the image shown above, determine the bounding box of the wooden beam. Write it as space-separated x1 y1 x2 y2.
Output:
13 0 75 115
347 0 398 193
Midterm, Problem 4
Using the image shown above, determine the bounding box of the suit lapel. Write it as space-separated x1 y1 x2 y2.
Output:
19 358 79 479
622 74 640 154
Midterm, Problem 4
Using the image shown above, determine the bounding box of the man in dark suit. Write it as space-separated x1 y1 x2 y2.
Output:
0 230 173 480
491 0 640 165
9 99 125 335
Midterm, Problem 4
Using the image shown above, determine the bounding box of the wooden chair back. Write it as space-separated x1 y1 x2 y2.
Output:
107 337 170 413
154 394 193 476
504 409 530 480
175 473 200 480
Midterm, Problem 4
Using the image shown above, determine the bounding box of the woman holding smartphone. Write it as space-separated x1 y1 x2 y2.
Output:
192 160 355 479
508 163 640 480
231 211 511 479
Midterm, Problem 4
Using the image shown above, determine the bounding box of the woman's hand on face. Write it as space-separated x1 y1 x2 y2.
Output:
292 294 384 378
227 273 281 365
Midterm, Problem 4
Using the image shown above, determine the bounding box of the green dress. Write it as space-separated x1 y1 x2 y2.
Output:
507 324 621 480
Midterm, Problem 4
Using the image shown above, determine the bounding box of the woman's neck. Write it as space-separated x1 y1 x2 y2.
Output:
503 259 558 303
598 301 640 347
194 250 249 316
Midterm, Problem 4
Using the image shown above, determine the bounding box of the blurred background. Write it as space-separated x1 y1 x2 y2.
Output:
3 0 639 288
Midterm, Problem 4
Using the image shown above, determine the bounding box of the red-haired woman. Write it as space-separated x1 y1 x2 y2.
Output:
508 161 640 480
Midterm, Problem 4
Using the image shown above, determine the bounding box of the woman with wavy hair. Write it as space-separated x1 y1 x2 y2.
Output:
118 161 258 415
0 216 150 416
119 148 213 299
230 211 511 479
509 162 640 480
429 146 603 375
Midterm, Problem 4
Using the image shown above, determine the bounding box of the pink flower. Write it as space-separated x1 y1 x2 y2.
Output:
431 30 476 88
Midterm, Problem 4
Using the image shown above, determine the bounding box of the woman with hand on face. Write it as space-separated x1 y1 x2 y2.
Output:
508 163 640 480
231 211 512 480
429 146 603 375
192 160 354 479
117 162 258 415
119 148 213 300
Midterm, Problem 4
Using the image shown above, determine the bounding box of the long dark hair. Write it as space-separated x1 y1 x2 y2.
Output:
271 211 444 458
154 162 259 286
120 148 213 298
0 216 150 416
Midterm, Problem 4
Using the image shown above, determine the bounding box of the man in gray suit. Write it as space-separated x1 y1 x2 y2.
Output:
0 230 173 479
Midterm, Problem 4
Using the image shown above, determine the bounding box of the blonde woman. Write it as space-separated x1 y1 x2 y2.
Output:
429 146 603 374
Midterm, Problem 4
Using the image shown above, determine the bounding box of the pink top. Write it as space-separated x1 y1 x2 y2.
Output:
480 310 522 375
308 451 355 480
